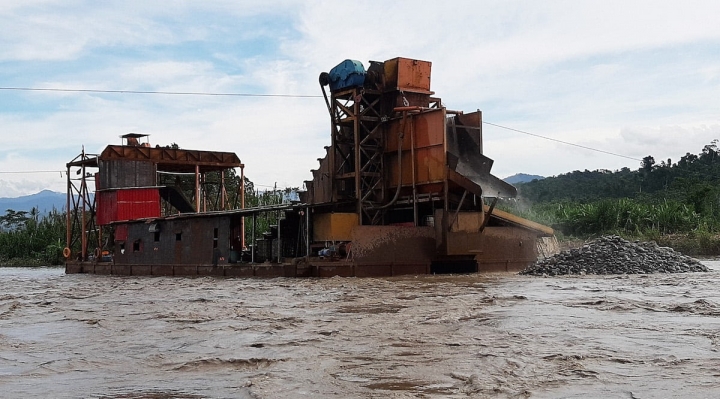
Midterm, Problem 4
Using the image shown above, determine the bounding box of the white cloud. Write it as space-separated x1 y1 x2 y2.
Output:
2 1 720 195
618 124 720 158
0 2 174 61
0 0 303 62
0 151 66 196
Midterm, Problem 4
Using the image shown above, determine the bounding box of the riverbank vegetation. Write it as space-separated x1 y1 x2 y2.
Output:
0 208 66 266
505 141 720 255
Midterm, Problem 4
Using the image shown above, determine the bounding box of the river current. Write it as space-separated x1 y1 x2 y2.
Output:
1 263 719 398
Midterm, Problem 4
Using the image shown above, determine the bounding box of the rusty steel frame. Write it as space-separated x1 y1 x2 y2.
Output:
65 148 100 261
96 145 242 172
330 87 386 225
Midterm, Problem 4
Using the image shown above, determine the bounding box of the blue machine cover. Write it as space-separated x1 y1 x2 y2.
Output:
328 59 366 92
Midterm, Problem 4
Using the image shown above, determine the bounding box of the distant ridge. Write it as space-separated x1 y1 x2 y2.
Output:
503 173 545 184
0 190 66 214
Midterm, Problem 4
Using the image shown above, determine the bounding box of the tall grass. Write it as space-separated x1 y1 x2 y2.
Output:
554 199 699 236
0 208 66 266
500 198 703 238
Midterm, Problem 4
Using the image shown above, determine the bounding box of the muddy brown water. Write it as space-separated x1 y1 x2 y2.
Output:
1 263 719 398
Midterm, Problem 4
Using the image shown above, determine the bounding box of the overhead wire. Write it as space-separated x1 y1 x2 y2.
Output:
482 121 643 162
0 85 641 162
0 170 63 174
0 86 323 98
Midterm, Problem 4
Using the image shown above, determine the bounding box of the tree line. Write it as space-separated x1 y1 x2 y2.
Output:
504 140 720 253
0 208 66 266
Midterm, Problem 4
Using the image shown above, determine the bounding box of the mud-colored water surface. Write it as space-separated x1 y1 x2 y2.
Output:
1 263 719 398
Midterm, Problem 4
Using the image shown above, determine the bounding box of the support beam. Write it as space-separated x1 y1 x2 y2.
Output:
240 166 245 249
195 165 200 213
65 165 71 254
251 212 256 263
479 197 498 233
448 189 468 232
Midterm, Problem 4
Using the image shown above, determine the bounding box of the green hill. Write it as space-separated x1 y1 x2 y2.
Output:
517 141 720 211
505 141 720 254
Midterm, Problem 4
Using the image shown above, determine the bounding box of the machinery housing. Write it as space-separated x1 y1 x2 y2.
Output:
64 57 555 277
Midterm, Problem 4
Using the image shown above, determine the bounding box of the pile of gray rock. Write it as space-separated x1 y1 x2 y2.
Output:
521 235 709 276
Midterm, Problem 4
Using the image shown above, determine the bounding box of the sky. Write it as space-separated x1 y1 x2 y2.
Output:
1 0 719 197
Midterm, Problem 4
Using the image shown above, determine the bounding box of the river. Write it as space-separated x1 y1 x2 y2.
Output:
1 263 719 398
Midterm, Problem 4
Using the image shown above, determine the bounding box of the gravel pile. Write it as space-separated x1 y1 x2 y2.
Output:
521 235 709 276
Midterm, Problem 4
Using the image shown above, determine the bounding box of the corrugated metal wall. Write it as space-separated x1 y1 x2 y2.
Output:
97 188 160 225
117 188 160 221
96 191 118 225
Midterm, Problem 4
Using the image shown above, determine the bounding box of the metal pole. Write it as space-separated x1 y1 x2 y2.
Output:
305 206 310 258
477 109 483 154
449 190 468 231
65 165 71 254
220 170 226 211
410 117 418 226
354 89 362 224
329 94 336 204
240 166 245 249
277 210 281 263
479 197 498 233
97 219 102 258
202 173 207 213
443 107 450 212
251 212 256 263
442 109 449 239
195 165 200 213
81 152 87 261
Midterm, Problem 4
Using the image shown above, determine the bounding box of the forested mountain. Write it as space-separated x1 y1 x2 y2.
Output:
517 141 720 213
0 190 66 213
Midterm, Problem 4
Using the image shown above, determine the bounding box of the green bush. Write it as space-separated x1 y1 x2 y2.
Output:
0 208 66 266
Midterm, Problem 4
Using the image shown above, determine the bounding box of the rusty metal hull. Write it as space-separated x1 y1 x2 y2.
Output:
65 222 538 277
65 257 533 277
65 260 429 278
66 203 549 278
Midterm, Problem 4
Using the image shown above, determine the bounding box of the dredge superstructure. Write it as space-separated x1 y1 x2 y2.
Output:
65 57 554 277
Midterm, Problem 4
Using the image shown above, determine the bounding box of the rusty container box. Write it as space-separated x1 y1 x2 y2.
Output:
383 57 432 93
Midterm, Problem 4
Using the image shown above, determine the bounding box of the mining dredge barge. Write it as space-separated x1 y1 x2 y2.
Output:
64 57 554 277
